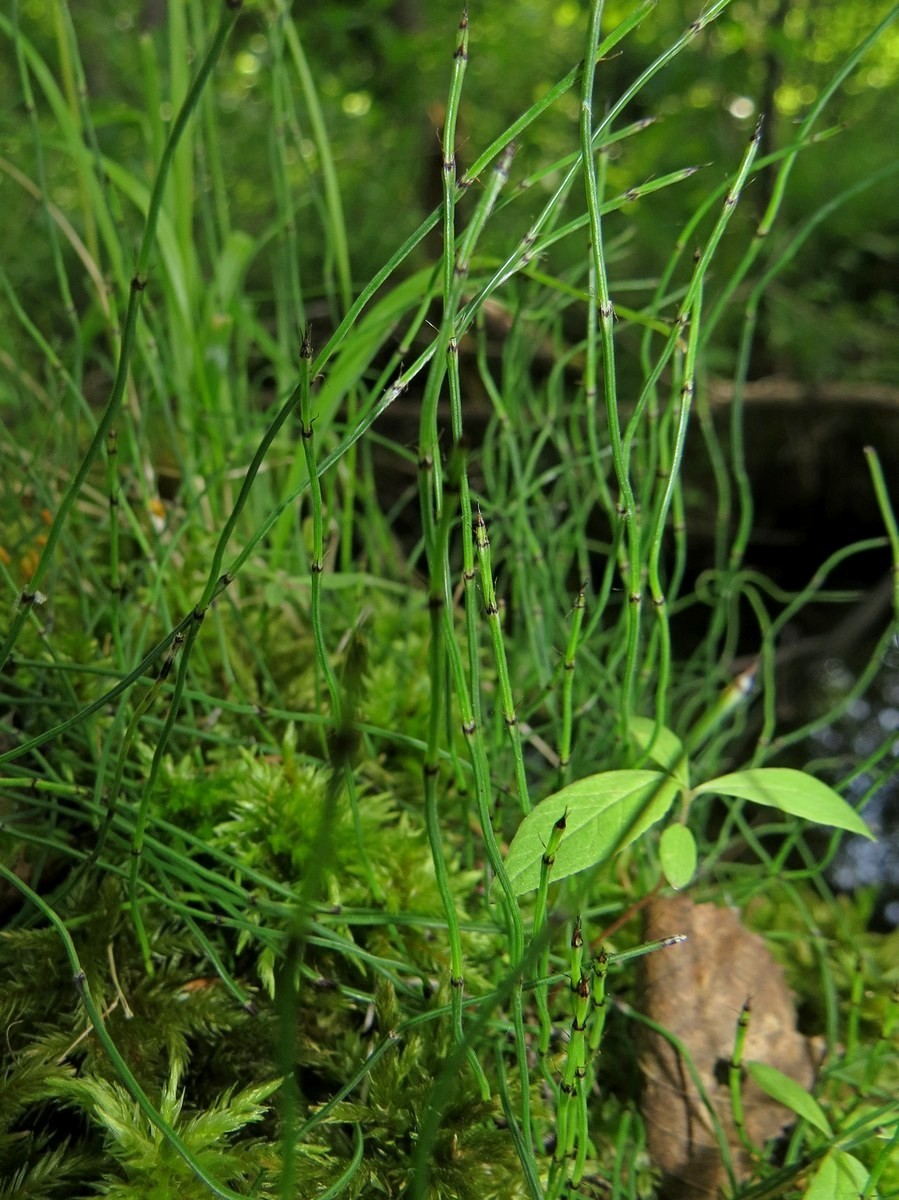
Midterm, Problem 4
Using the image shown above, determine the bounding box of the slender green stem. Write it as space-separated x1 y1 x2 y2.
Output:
864 445 899 624
0 0 242 671
104 429 123 663
129 615 201 973
317 1125 365 1200
474 509 531 816
571 1079 589 1187
646 282 702 729
580 0 643 739
534 813 567 1057
275 0 360 576
704 2 899 346
14 0 82 380
297 328 380 900
425 475 489 1099
435 552 531 1150
587 948 609 1055
624 1002 739 1195
298 330 339 718
552 923 591 1196
418 4 470 535
558 585 586 781
729 999 759 1157
727 161 899 578
846 955 865 1062
495 1047 546 1200
0 864 249 1200
278 4 351 314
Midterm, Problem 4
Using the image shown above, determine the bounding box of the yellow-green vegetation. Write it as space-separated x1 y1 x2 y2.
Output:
1 2 898 1197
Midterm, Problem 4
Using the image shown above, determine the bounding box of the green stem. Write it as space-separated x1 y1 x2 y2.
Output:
0 864 249 1200
580 0 642 740
864 445 899 624
646 282 703 729
425 478 489 1099
729 999 758 1158
0 0 242 672
534 813 567 1057
587 948 609 1055
558 585 586 782
129 616 202 973
474 509 531 816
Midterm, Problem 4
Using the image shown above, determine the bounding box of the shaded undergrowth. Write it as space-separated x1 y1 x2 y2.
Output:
1 2 898 1197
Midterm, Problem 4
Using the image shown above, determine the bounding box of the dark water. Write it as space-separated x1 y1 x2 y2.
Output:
811 646 899 930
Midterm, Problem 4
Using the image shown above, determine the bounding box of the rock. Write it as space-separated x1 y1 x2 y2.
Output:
637 894 822 1199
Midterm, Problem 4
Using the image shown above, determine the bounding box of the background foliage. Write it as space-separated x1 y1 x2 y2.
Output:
1 1 898 1197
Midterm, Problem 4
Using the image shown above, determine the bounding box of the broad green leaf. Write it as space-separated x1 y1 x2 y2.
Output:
805 1152 870 1200
805 1154 838 1200
659 824 697 889
629 717 690 788
503 770 678 896
695 768 873 840
746 1062 832 1135
833 1152 870 1198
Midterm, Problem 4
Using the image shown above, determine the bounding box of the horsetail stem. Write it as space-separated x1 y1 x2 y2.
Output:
559 584 586 783
550 921 592 1197
646 279 703 729
474 507 531 815
298 328 338 717
864 446 899 624
4 0 893 1193
104 428 123 663
534 812 568 1057
569 913 585 991
581 0 642 743
130 614 203 974
298 327 380 896
0 864 249 1200
417 4 469 529
0 0 242 672
729 998 760 1158
424 459 489 1098
588 947 609 1054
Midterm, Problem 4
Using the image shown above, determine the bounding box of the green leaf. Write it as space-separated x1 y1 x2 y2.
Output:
746 1062 832 1135
833 1152 870 1198
695 768 873 840
805 1154 838 1200
503 770 678 896
628 717 690 788
659 824 697 889
805 1151 870 1200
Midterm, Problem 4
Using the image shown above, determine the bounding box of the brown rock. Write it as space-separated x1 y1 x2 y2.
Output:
637 895 821 1199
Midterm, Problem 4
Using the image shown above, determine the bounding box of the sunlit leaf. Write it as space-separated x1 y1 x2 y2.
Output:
695 768 873 840
805 1151 870 1200
805 1153 838 1200
746 1062 832 1135
629 716 690 788
503 770 678 896
833 1151 870 1197
659 824 696 889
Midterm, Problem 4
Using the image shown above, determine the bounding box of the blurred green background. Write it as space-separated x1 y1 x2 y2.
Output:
4 0 898 385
